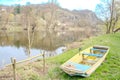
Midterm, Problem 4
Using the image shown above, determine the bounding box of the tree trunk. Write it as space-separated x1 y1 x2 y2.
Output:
107 0 115 34
113 28 120 33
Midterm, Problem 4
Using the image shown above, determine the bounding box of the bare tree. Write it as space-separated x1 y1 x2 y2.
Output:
44 0 58 31
96 0 120 34
21 6 36 56
0 7 11 41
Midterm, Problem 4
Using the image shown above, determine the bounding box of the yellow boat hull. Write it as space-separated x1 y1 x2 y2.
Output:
60 45 110 77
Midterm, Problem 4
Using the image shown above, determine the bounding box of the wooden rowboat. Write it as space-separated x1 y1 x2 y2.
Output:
60 45 110 77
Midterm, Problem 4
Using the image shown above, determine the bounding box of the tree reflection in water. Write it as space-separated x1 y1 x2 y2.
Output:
0 30 87 67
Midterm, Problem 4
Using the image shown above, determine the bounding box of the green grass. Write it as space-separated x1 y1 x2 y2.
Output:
1 32 120 80
45 32 120 80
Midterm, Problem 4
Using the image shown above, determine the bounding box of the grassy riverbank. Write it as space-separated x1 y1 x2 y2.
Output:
0 33 120 80
46 32 120 80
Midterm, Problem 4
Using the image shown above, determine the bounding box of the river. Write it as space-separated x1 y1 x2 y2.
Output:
0 30 87 68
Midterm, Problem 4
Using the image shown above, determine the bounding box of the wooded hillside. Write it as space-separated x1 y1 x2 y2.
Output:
0 3 101 33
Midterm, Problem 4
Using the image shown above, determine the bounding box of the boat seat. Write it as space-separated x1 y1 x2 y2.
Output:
83 52 103 58
90 48 107 53
67 62 91 72
83 59 96 65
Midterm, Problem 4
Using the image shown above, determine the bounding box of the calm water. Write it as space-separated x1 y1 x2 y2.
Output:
0 30 88 68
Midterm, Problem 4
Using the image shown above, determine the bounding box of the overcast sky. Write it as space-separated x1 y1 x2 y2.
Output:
0 0 100 11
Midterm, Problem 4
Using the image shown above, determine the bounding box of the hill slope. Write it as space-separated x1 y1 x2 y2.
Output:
46 32 120 80
37 4 102 30
0 4 101 32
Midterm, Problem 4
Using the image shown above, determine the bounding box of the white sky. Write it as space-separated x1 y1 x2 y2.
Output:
58 0 100 11
3 0 101 11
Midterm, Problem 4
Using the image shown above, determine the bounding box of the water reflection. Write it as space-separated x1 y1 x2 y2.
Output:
0 30 87 67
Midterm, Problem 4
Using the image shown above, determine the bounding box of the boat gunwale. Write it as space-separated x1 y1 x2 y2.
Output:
60 45 110 77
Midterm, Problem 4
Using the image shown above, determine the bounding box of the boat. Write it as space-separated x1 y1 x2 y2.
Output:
60 45 110 77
